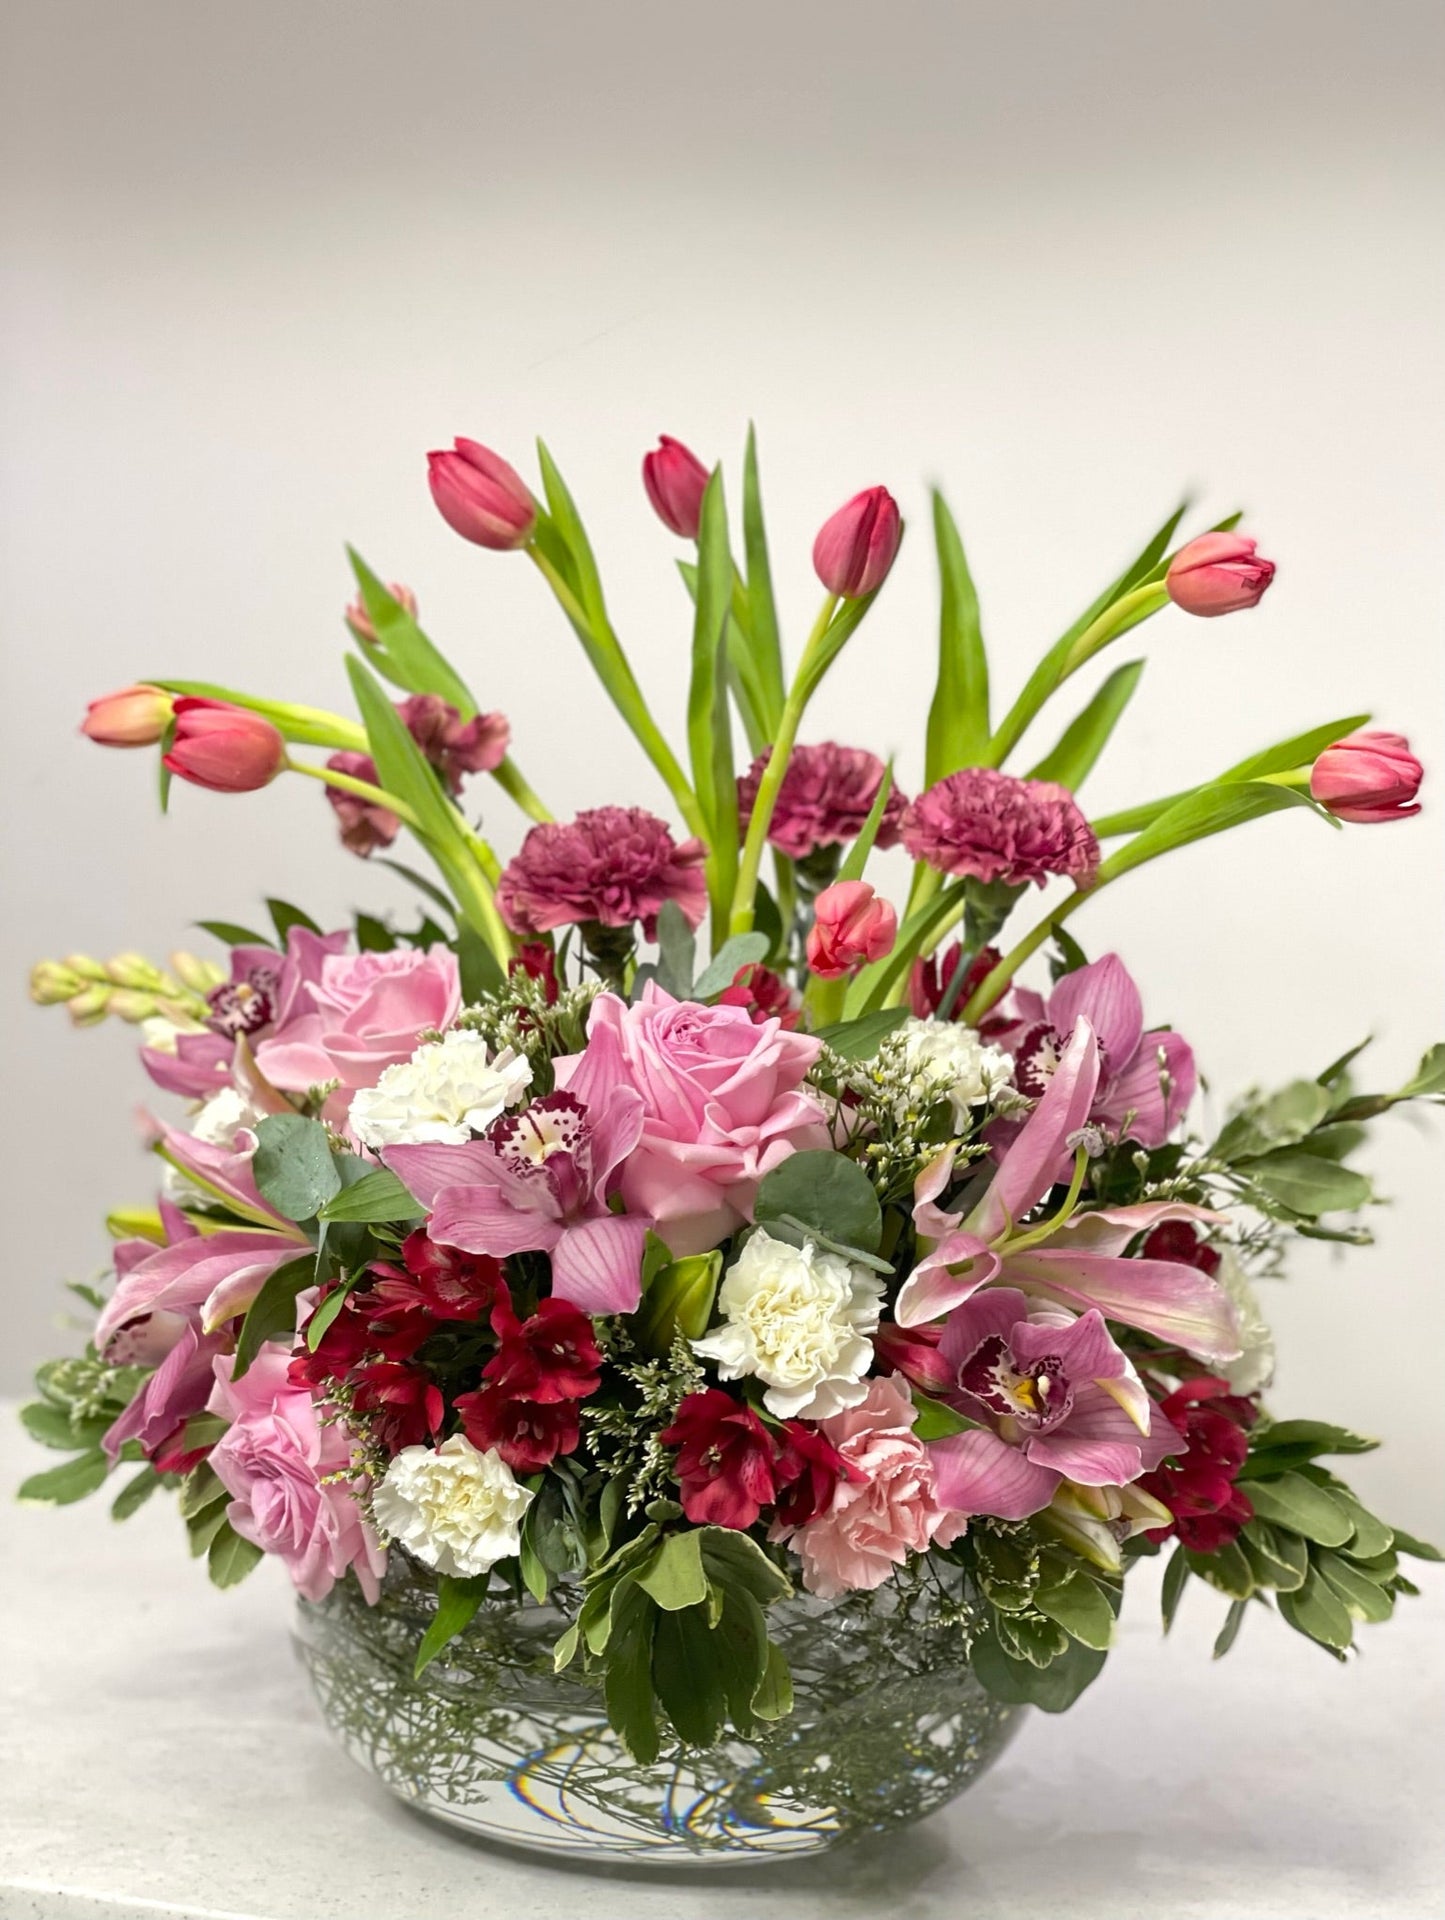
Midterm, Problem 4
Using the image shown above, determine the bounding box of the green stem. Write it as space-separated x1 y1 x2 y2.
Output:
286 756 422 828
729 596 838 935
491 756 553 824
158 683 369 753
959 890 1090 1024
528 547 708 843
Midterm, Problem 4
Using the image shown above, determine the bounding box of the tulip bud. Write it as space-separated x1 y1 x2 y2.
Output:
162 699 286 794
806 879 898 978
642 436 710 539
81 684 173 747
1165 532 1275 616
345 583 417 645
1310 729 1423 823
812 486 903 599
427 438 536 550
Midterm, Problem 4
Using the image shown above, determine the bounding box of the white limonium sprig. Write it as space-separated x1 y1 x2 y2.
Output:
349 1029 532 1150
372 1434 534 1579
692 1226 884 1420
886 1017 1015 1131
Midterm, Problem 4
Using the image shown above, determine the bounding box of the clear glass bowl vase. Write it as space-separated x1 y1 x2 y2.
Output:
294 1556 1026 1867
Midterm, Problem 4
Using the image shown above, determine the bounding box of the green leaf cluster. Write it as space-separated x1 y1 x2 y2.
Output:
17 1352 154 1515
949 1525 1121 1712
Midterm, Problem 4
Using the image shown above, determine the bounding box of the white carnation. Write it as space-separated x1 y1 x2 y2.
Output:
348 1030 532 1150
372 1434 534 1579
160 1086 264 1206
892 1017 1014 1130
693 1227 883 1421
1216 1249 1276 1395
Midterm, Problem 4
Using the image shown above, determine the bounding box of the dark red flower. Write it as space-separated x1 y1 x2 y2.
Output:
907 943 1002 1023
349 1356 446 1454
660 1388 782 1530
1141 1221 1222 1277
396 693 509 794
510 941 560 1006
872 1320 954 1395
774 1421 854 1528
324 750 401 858
454 1387 582 1473
1140 1376 1258 1553
483 1289 603 1404
149 1421 215 1478
716 963 801 1029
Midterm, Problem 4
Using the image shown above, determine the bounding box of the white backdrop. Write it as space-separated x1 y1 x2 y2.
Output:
2 1 1441 1531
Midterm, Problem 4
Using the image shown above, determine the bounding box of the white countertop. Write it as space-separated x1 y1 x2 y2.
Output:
3 1413 1441 1920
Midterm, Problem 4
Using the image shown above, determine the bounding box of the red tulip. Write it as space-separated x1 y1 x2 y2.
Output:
1310 729 1423 823
426 438 536 550
806 879 898 978
162 699 286 793
1166 532 1275 616
81 684 173 747
812 485 902 598
642 435 710 539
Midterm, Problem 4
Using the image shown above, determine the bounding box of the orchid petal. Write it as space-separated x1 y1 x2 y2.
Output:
426 1183 563 1259
379 1139 499 1212
1048 953 1144 1068
968 1018 1101 1243
549 1213 651 1315
929 1428 1060 1520
1096 1027 1197 1147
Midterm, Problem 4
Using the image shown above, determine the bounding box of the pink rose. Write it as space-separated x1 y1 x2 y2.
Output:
553 984 830 1256
775 1376 964 1597
258 945 461 1092
208 1347 385 1604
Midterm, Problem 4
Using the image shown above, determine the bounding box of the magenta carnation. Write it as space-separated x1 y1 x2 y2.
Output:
396 694 509 794
901 768 1099 888
736 741 907 861
497 807 707 938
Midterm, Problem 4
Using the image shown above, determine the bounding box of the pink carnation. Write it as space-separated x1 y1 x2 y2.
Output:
737 742 907 862
553 983 829 1256
497 807 707 939
396 694 509 794
208 1347 386 1604
901 768 1099 889
325 750 401 857
775 1375 965 1597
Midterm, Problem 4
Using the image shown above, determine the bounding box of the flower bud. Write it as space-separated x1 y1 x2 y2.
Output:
427 438 536 550
29 960 84 1005
345 583 417 645
1310 729 1423 823
169 950 227 996
632 1252 722 1356
81 684 173 747
1165 532 1275 616
806 879 898 978
66 984 112 1026
812 486 902 598
107 988 161 1023
162 699 286 794
642 435 710 539
104 952 166 991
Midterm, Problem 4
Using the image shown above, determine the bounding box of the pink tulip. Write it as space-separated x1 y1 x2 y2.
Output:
344 583 417 645
81 684 173 748
806 880 898 978
642 435 710 539
812 486 902 599
162 699 286 793
1310 729 1423 823
427 438 536 550
1165 532 1275 616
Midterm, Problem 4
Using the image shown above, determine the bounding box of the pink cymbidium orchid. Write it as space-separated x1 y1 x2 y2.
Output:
994 952 1196 1148
894 1019 1240 1364
928 1290 1181 1519
383 1087 651 1316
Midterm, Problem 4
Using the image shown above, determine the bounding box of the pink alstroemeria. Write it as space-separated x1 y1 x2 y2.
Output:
894 1019 1239 1364
927 1291 1180 1520
383 1088 650 1316
993 952 1196 1148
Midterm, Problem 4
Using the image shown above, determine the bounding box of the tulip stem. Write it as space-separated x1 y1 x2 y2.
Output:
729 595 838 936
491 756 553 825
285 756 422 828
984 583 1168 770
959 890 1089 1025
527 547 709 843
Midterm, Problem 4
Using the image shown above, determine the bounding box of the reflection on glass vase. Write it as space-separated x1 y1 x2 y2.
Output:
294 1556 1026 1866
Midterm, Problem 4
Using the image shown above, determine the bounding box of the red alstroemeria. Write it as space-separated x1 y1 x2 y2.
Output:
348 1356 446 1454
1141 1220 1221 1277
774 1421 854 1529
484 1288 603 1404
1140 1376 1258 1553
660 1388 781 1530
716 962 801 1029
454 1388 583 1474
907 943 1002 1023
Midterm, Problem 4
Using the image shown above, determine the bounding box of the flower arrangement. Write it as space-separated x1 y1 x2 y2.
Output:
25 427 1441 1799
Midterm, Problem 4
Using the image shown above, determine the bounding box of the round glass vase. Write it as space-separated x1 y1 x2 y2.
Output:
294 1556 1025 1867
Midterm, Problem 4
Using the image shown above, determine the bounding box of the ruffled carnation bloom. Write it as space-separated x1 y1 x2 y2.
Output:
1139 1376 1258 1553
889 1017 1015 1131
497 807 707 939
774 1376 965 1597
349 1030 532 1149
736 742 907 862
901 768 1099 889
324 750 401 857
553 985 830 1256
692 1227 884 1420
396 694 510 794
372 1433 533 1578
208 1346 386 1603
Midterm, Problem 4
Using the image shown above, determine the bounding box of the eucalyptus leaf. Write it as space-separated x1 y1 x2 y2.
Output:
693 933 771 1001
251 1113 342 1222
754 1150 882 1255
654 900 697 998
